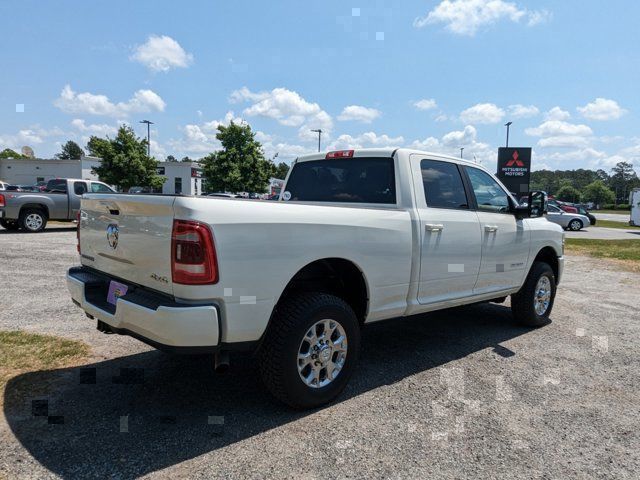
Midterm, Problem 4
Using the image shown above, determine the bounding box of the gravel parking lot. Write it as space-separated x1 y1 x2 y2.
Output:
1 227 639 479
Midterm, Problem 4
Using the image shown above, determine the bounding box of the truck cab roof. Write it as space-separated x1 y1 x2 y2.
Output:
296 147 484 168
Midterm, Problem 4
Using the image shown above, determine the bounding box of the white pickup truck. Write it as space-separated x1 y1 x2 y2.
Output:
67 148 564 408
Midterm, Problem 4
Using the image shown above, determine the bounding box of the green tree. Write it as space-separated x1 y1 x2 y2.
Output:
609 161 638 203
201 122 275 193
56 140 85 159
273 162 290 180
165 155 178 162
581 180 615 206
87 125 164 191
556 185 581 203
0 148 26 159
181 156 193 163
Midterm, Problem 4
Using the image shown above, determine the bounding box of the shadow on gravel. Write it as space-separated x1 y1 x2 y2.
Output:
4 302 533 478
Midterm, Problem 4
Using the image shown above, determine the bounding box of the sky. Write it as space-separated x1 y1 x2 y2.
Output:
1 0 639 173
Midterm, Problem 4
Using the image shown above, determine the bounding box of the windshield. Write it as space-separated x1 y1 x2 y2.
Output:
284 157 396 204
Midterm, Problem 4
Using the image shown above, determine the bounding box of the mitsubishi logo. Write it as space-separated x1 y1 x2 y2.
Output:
505 150 525 167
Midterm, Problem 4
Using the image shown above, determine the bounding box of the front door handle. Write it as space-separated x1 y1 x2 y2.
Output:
484 225 499 233
425 223 444 232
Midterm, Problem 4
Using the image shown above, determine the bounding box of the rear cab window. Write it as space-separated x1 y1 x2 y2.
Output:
284 157 396 204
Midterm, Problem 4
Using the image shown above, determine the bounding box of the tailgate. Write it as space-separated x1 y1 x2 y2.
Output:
79 194 176 295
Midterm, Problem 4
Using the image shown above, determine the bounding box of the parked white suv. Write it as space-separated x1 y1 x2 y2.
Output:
67 148 564 408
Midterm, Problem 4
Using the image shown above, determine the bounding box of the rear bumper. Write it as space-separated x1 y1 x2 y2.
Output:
67 266 221 352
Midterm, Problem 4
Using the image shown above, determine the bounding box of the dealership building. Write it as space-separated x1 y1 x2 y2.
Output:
0 156 102 185
0 157 202 195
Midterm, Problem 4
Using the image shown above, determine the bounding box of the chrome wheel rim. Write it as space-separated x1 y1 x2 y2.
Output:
297 319 348 388
569 220 581 231
25 213 43 231
534 276 552 316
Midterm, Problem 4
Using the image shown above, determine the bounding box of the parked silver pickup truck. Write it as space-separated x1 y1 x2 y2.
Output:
0 178 114 232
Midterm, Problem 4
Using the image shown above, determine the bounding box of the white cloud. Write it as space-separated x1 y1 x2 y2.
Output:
414 0 551 36
544 106 571 121
54 85 166 117
337 105 381 123
537 148 633 171
70 119 118 136
577 98 626 121
442 125 480 146
328 132 404 150
507 104 539 119
167 111 246 157
525 120 593 148
460 103 504 124
525 120 593 138
410 136 441 150
230 87 333 142
131 35 193 72
261 141 310 160
414 98 438 111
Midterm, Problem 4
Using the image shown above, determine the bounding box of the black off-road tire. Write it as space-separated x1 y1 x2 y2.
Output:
511 261 556 327
259 292 360 409
0 219 20 231
18 208 48 232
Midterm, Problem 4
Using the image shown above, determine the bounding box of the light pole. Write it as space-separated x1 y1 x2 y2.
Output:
504 121 512 147
140 120 154 157
460 147 464 159
310 129 322 152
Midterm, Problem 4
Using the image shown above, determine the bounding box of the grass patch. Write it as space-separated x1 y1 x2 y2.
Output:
0 331 89 394
565 239 640 272
595 209 630 215
594 219 637 230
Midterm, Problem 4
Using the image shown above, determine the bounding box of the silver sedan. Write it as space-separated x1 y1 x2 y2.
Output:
546 205 591 231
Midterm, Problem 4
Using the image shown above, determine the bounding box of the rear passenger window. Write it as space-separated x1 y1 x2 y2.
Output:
420 160 469 209
74 182 87 195
285 157 396 204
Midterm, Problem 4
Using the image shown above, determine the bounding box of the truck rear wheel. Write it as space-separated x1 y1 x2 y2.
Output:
19 208 47 232
259 292 360 409
0 219 20 231
511 261 556 327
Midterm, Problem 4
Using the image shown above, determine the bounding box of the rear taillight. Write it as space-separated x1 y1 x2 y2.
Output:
326 150 354 159
76 210 81 254
0 194 5 207
171 220 218 285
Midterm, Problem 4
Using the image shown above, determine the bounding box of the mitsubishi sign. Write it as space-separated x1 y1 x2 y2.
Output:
496 147 532 195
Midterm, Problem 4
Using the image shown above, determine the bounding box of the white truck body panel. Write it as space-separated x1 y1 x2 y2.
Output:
70 148 564 347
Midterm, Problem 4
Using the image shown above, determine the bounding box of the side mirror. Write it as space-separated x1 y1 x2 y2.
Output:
528 191 547 218
512 191 546 219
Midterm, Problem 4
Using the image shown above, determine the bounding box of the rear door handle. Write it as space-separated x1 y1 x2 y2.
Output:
484 225 498 233
425 224 444 232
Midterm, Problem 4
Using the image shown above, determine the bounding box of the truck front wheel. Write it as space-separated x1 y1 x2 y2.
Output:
511 261 556 327
19 208 48 232
259 292 361 409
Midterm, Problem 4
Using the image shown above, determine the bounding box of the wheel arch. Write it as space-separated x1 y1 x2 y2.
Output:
273 257 370 325
19 203 50 219
532 246 560 280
